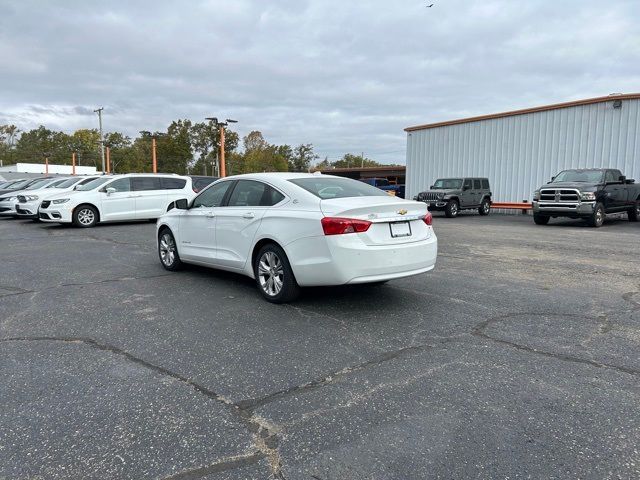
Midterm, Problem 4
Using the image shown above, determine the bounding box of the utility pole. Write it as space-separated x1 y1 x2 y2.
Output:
151 137 157 173
205 117 237 178
72 152 76 175
361 152 364 168
94 107 105 172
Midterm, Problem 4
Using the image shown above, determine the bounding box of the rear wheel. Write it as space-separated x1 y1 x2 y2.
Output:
478 198 491 216
73 205 98 228
158 229 183 271
587 202 605 228
254 244 300 303
533 214 550 225
628 201 640 222
445 199 459 218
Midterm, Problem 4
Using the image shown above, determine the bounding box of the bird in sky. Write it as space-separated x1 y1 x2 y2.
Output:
426 3 434 6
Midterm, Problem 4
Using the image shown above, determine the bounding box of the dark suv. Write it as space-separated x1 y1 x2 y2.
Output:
414 177 492 218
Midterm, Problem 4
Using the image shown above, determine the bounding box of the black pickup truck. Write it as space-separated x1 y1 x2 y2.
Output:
532 168 640 227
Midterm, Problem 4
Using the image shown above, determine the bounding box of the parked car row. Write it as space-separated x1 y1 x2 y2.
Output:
1 173 438 303
413 168 640 228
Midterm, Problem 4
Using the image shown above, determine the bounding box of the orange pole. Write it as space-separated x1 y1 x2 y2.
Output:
72 152 76 175
152 137 157 173
219 126 226 178
106 147 111 174
45 157 49 174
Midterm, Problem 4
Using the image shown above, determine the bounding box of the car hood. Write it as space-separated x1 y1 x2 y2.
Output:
45 190 86 201
541 182 601 190
419 189 457 195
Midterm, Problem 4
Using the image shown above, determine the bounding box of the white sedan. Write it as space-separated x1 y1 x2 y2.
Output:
156 172 437 303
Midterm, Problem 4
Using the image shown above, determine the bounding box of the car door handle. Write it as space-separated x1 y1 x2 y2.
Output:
242 212 255 219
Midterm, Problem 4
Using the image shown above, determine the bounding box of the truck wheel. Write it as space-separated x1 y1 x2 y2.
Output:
445 199 459 218
628 201 640 222
533 214 550 225
588 202 605 228
478 198 491 216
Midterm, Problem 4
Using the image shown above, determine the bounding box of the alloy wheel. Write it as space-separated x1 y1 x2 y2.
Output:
77 208 95 226
159 233 176 267
258 251 284 296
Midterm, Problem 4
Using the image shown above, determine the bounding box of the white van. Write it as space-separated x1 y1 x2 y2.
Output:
16 176 100 219
39 173 194 227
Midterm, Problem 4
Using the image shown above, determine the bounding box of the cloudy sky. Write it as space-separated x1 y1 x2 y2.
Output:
1 0 639 164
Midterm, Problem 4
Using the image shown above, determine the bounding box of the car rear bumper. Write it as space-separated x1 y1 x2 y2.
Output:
286 230 438 286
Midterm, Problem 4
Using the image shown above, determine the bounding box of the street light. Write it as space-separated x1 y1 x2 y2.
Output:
205 117 238 178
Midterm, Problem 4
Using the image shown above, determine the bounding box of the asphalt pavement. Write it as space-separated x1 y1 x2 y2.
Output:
1 211 639 479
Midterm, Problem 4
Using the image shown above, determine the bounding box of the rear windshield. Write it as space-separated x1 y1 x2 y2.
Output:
433 179 463 189
289 177 389 199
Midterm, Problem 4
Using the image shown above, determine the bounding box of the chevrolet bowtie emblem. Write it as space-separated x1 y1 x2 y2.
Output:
398 209 408 215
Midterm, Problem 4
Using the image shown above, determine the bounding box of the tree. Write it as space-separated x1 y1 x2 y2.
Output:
331 153 383 168
289 143 318 172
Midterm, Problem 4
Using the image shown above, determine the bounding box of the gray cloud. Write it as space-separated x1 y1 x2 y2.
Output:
0 0 638 163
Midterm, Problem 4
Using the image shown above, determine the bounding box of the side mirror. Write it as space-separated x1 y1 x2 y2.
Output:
175 198 188 210
429 185 434 190
626 178 635 184
105 187 116 195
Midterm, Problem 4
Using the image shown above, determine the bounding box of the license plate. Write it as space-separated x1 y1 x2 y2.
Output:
390 221 412 238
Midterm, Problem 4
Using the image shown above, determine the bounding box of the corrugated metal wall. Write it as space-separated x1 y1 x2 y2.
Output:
406 98 640 203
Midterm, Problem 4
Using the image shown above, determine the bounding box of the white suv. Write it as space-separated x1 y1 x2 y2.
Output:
39 173 194 227
16 176 99 219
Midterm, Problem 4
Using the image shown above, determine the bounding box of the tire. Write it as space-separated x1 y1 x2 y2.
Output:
158 229 183 271
73 205 98 228
628 201 640 222
533 214 550 225
478 198 491 216
444 199 459 218
254 243 300 303
587 202 605 228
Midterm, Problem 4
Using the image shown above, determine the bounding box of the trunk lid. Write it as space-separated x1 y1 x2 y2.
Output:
320 196 431 245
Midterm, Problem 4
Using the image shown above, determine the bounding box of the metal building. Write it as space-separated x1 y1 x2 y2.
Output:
405 94 640 203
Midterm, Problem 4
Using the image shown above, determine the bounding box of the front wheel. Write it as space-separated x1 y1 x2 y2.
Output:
533 214 550 225
587 202 605 228
73 205 98 228
445 199 459 218
158 229 183 271
254 244 300 303
478 198 491 216
628 201 640 222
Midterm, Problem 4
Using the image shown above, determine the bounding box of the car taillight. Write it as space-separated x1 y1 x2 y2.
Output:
321 217 372 235
423 211 433 226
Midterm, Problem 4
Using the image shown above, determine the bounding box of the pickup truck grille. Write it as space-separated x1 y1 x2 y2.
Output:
417 192 442 202
538 188 581 210
539 189 580 203
40 200 51 209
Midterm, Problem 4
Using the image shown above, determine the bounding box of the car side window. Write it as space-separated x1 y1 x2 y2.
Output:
132 177 162 191
192 181 232 208
160 178 187 190
107 178 131 192
226 180 271 207
482 179 490 189
473 179 482 189
463 179 472 190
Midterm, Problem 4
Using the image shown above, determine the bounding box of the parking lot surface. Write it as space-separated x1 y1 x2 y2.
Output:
1 213 639 479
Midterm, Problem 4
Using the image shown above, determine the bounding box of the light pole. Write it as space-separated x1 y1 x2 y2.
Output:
140 131 162 173
205 117 237 178
94 107 105 172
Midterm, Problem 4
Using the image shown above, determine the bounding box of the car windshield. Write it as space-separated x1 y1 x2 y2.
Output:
76 177 111 191
289 177 389 199
45 179 69 188
26 179 52 190
54 178 83 188
553 170 604 183
8 180 32 190
432 179 463 189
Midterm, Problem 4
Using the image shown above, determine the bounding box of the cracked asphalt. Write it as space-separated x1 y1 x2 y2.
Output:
1 212 639 479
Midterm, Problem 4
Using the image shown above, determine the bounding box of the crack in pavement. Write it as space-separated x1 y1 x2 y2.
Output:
0 336 285 479
472 312 640 377
236 337 465 412
161 451 265 480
